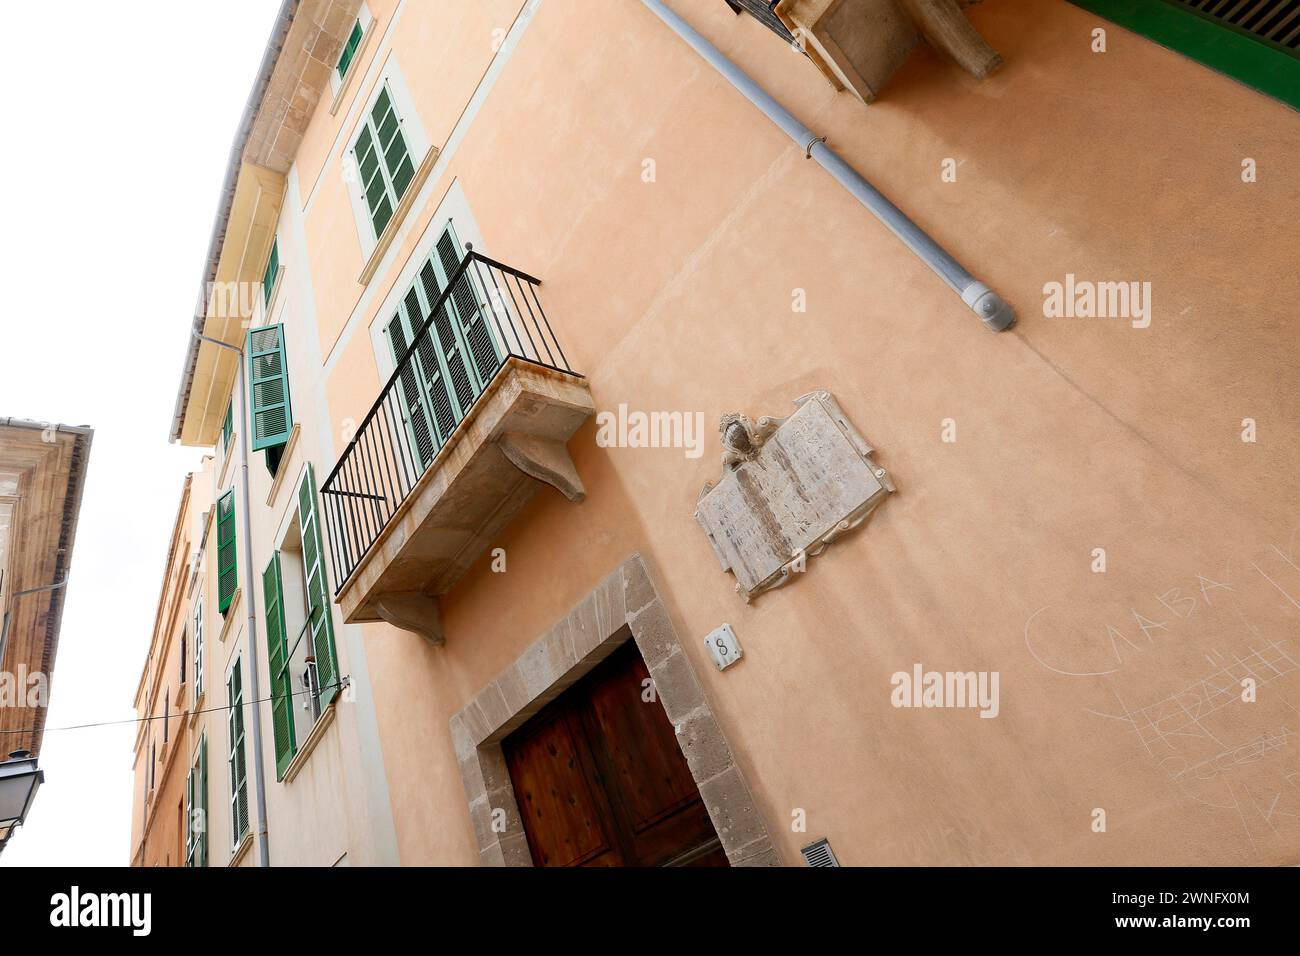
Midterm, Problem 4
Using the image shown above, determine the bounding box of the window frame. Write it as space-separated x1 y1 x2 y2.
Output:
264 463 342 780
185 734 208 868
261 237 280 307
1069 0 1300 110
220 400 234 458
216 489 237 614
343 60 432 259
193 594 205 701
226 655 249 849
333 4 374 87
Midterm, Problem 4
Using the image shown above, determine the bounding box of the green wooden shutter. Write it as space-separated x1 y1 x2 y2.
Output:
216 491 237 614
263 552 297 779
421 267 475 418
1069 1 1300 111
409 284 459 444
221 401 233 454
227 662 249 844
352 83 416 239
262 238 280 305
434 226 501 389
372 85 415 203
337 18 364 78
387 311 438 470
353 125 392 237
185 767 195 867
298 464 341 708
193 600 204 700
247 325 292 451
198 736 208 867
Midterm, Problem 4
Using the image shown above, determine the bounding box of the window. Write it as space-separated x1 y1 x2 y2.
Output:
227 658 249 847
332 5 374 93
264 463 341 779
246 324 293 477
216 490 237 614
383 223 503 470
221 400 233 456
179 627 187 685
1070 0 1300 110
337 17 365 80
193 598 205 700
262 237 280 306
150 741 156 791
163 690 169 743
351 82 417 240
185 736 207 867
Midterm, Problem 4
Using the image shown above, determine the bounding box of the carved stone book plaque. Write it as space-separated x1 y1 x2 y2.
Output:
694 390 894 602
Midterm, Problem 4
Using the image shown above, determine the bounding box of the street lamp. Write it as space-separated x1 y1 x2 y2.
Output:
0 750 43 853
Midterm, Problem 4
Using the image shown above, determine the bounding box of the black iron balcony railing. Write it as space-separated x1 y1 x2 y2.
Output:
320 250 578 592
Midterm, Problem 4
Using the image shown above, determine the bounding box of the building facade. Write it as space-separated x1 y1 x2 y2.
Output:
145 0 1299 866
0 418 91 855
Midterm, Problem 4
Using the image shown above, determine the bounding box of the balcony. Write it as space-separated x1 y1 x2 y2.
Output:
321 251 592 643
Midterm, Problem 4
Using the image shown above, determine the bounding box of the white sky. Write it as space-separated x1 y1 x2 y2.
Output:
0 0 279 866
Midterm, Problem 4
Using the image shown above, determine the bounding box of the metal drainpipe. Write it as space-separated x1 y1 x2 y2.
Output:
193 331 271 867
640 0 1014 331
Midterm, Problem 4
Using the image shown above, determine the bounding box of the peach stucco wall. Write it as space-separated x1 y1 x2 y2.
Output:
309 0 1300 865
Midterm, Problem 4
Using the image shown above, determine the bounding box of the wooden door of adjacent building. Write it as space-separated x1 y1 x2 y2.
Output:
503 639 728 867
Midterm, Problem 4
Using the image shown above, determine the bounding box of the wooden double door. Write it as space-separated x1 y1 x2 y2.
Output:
503 640 728 867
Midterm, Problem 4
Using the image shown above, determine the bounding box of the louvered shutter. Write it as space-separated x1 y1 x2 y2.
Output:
198 737 208 867
352 83 416 239
227 662 249 843
216 491 237 613
434 228 501 389
185 767 195 867
298 464 340 708
406 286 458 445
354 124 392 236
420 259 476 418
221 401 233 454
193 600 204 699
262 239 279 305
387 311 437 471
247 325 293 451
263 553 297 779
337 18 364 78
372 85 415 202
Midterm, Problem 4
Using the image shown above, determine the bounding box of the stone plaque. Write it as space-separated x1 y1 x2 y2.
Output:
694 390 894 602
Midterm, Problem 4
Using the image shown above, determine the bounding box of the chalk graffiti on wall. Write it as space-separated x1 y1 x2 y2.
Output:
1023 539 1300 858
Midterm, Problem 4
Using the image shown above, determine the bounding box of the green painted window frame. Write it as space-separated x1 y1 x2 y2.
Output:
193 597 204 701
216 490 237 615
221 400 233 455
337 18 365 80
227 659 249 848
185 736 208 867
299 463 340 710
263 552 297 780
262 465 342 781
262 238 280 306
384 223 503 471
350 81 417 239
1069 0 1300 110
247 324 293 452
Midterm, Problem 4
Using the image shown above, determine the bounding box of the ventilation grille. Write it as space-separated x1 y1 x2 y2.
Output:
800 838 840 867
1169 0 1300 56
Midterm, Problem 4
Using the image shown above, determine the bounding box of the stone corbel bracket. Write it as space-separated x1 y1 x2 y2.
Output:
498 431 586 502
695 389 895 603
775 0 1001 104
